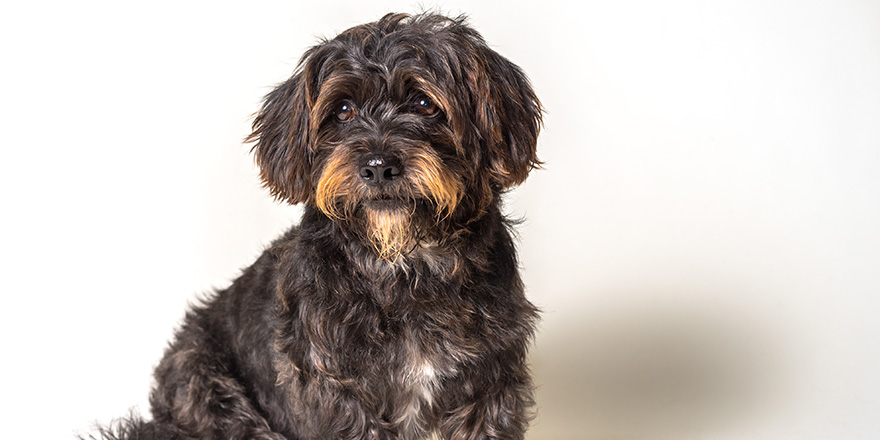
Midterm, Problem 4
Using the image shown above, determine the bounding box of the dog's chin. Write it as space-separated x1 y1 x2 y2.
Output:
363 196 411 212
362 202 415 261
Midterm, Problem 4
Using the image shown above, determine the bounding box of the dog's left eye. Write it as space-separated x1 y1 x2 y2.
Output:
335 101 355 123
413 95 440 118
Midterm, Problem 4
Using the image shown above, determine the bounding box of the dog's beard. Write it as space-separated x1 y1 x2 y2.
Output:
364 206 413 261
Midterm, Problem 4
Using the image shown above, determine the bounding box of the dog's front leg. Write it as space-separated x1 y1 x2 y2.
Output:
311 391 391 440
437 356 535 440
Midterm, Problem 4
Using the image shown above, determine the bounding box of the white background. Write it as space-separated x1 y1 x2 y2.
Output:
2 1 879 439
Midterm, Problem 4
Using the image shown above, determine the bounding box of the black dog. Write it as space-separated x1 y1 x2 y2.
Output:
92 12 541 440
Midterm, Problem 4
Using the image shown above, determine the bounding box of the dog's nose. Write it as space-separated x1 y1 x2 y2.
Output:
359 155 402 186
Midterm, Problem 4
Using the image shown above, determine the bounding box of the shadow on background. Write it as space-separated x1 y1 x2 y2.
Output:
529 288 784 439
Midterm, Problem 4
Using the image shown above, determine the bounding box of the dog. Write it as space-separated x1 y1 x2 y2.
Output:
90 12 542 440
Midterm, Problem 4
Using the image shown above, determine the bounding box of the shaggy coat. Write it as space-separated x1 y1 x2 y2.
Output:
91 12 541 440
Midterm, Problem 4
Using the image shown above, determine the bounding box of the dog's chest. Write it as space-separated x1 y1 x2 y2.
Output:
392 337 450 439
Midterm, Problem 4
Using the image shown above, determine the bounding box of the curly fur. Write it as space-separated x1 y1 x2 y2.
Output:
87 12 541 440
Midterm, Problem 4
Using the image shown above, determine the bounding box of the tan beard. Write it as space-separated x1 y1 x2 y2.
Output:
365 207 413 261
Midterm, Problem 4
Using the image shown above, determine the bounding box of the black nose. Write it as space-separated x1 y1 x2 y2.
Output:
359 155 402 186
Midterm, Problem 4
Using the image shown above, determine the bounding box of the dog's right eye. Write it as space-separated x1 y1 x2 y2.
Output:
413 95 440 118
334 101 355 123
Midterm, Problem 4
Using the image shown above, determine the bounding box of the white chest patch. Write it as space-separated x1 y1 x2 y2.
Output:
397 358 446 439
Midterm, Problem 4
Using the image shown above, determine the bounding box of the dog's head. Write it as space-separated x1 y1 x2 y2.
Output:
249 13 541 260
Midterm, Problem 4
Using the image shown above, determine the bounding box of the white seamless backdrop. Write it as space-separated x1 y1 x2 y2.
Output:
1 1 878 439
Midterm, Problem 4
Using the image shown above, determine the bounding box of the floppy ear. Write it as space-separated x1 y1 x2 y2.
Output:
247 57 317 205
465 44 543 189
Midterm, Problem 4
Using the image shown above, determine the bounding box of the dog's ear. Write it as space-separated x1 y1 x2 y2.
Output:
247 49 325 204
461 42 543 189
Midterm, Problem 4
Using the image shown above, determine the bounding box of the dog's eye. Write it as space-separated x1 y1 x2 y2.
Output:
335 101 355 123
414 95 440 118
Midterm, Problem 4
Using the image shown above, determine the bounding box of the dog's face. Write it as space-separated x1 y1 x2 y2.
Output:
249 13 541 260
